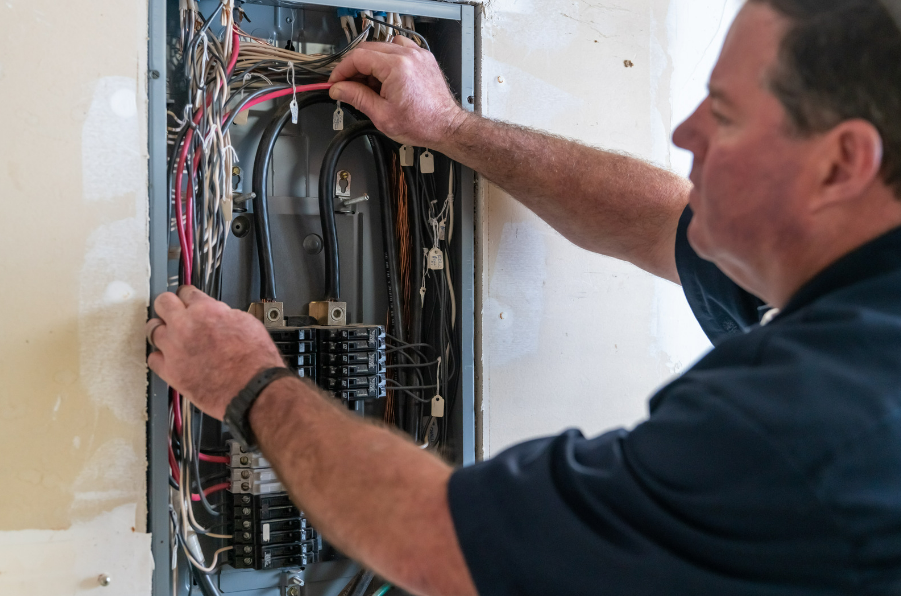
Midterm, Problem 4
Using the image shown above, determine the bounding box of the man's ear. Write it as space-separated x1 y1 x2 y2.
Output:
812 118 884 211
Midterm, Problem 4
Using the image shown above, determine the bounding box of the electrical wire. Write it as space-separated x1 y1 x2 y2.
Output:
367 17 430 52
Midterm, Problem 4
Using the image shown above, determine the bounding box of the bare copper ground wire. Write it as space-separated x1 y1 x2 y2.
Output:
385 153 412 426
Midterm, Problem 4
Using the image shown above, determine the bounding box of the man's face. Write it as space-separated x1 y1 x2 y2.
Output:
672 3 821 295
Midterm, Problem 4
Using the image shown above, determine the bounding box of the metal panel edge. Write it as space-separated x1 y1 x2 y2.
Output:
247 0 463 20
459 3 476 466
147 0 171 594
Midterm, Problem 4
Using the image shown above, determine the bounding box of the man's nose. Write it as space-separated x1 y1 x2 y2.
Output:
672 98 709 155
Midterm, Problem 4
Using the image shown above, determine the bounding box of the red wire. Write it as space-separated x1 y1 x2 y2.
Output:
240 83 332 112
172 389 183 435
199 453 231 464
191 482 231 501
169 443 181 484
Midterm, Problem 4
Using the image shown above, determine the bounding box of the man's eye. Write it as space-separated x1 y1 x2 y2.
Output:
712 111 731 126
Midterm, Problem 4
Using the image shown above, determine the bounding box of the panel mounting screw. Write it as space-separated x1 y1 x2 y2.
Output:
150 70 160 80
98 575 112 587
467 95 474 104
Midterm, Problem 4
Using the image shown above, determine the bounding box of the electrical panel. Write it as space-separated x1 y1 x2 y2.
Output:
147 1 476 595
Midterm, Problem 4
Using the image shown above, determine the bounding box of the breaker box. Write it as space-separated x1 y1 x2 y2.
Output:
146 1 475 594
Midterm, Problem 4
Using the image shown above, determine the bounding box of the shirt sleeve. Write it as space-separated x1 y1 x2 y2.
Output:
447 379 846 596
675 206 766 344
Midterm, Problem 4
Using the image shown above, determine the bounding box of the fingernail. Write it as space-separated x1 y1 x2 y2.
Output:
329 86 341 100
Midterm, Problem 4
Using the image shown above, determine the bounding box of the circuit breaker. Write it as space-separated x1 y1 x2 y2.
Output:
146 1 476 594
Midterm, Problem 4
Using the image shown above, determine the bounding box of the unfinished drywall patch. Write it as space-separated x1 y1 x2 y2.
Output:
477 0 732 457
485 221 547 367
79 207 150 423
82 76 143 202
0 504 153 595
71 438 145 521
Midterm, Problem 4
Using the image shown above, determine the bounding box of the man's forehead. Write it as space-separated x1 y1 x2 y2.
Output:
708 3 786 98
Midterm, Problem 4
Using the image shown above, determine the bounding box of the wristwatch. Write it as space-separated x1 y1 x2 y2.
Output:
224 367 295 450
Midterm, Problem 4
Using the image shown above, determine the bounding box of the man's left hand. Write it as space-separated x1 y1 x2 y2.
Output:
145 285 285 420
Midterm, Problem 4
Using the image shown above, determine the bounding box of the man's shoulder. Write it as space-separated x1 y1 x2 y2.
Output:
659 281 901 479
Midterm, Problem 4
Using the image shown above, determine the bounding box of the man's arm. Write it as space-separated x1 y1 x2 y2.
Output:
146 287 477 596
251 378 475 596
329 37 691 283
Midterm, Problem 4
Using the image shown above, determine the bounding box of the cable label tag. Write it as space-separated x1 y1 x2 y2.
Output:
431 395 445 417
399 145 414 167
420 149 435 174
333 101 344 130
290 98 299 124
438 221 446 241
428 247 444 270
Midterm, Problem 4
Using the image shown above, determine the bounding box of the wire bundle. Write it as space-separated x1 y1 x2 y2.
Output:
166 1 344 584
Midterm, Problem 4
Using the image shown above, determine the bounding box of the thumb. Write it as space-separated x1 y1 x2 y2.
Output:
330 81 386 120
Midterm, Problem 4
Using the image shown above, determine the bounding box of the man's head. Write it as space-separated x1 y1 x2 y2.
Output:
673 0 901 307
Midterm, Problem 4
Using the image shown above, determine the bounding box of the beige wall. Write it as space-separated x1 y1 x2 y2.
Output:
0 0 153 593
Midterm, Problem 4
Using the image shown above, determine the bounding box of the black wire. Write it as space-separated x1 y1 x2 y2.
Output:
318 120 394 301
402 157 425 440
221 84 290 132
368 18 430 52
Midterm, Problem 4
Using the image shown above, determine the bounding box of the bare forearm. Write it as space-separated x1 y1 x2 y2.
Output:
250 377 476 596
439 113 691 282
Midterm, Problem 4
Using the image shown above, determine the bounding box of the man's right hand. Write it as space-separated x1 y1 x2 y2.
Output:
328 36 470 149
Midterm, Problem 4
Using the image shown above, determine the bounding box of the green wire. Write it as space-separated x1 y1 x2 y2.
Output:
373 583 392 596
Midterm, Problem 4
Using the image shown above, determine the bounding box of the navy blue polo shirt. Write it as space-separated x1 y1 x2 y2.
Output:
449 207 901 595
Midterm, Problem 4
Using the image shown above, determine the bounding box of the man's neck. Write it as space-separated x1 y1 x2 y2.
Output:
763 203 901 308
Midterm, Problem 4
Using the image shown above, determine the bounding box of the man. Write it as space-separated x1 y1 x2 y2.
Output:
146 1 901 594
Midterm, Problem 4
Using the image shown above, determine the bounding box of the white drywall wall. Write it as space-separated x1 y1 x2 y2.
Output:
477 0 743 457
0 0 153 593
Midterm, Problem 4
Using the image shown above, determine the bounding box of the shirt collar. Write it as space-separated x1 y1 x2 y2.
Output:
778 224 901 319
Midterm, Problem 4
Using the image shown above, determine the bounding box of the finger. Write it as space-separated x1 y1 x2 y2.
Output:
391 35 419 49
329 48 397 84
154 291 185 322
145 318 168 350
147 350 166 378
330 81 388 117
354 40 410 55
176 284 211 307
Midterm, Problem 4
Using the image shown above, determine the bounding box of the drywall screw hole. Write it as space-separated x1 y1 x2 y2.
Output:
497 75 505 83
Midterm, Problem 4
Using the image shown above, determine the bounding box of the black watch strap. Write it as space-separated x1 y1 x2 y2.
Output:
224 367 294 451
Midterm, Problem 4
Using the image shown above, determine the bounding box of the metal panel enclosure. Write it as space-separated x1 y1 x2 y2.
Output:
147 2 475 594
